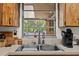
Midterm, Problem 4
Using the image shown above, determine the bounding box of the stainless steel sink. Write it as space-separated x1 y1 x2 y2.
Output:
16 45 37 51
39 45 60 51
16 44 61 51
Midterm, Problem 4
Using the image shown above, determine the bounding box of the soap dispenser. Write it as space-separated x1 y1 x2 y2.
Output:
13 30 17 39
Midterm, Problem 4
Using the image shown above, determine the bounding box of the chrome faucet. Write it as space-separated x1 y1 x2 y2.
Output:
38 31 45 45
37 31 45 50
38 31 41 44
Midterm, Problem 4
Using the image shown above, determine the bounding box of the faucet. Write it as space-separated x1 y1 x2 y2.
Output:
38 31 45 44
37 31 42 50
38 31 41 44
42 32 45 44
37 31 45 50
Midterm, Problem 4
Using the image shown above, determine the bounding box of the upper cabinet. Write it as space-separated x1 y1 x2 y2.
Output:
0 3 20 27
59 3 79 27
0 4 3 26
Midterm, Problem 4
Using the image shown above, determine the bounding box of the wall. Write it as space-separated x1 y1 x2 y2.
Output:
56 4 62 39
17 4 22 39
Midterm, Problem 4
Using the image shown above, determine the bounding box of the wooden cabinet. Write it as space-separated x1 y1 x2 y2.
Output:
65 3 79 26
0 3 19 27
59 3 79 27
0 4 3 26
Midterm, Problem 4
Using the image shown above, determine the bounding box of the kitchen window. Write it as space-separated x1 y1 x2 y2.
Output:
22 3 56 37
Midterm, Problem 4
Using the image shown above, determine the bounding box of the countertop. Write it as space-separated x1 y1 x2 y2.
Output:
8 44 79 56
1 44 79 56
0 45 21 56
57 44 79 52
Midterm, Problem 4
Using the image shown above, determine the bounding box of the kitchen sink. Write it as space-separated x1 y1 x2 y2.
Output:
39 45 60 51
16 45 37 51
16 44 61 51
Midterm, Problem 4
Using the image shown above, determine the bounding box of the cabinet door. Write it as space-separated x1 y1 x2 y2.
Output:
65 3 79 26
2 3 19 26
3 4 10 26
12 4 19 26
0 4 3 26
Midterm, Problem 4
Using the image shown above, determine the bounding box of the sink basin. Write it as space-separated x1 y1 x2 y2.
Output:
37 44 60 51
16 44 61 51
16 45 37 51
22 45 37 51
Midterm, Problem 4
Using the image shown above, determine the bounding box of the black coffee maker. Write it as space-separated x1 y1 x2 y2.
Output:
61 28 73 48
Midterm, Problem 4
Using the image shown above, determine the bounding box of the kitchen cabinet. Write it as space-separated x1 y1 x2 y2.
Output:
65 3 79 26
0 3 19 27
0 4 3 26
59 3 79 27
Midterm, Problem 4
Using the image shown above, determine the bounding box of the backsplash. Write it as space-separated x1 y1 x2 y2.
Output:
22 38 61 45
0 27 18 37
0 27 17 31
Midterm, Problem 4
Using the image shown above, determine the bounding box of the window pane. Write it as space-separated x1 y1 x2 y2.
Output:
24 11 53 18
23 19 56 35
46 27 55 35
24 5 34 10
24 20 29 28
24 27 28 32
24 20 38 27
34 11 53 19
24 11 35 18
33 4 54 10
24 4 54 11
24 20 46 27
38 20 46 27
